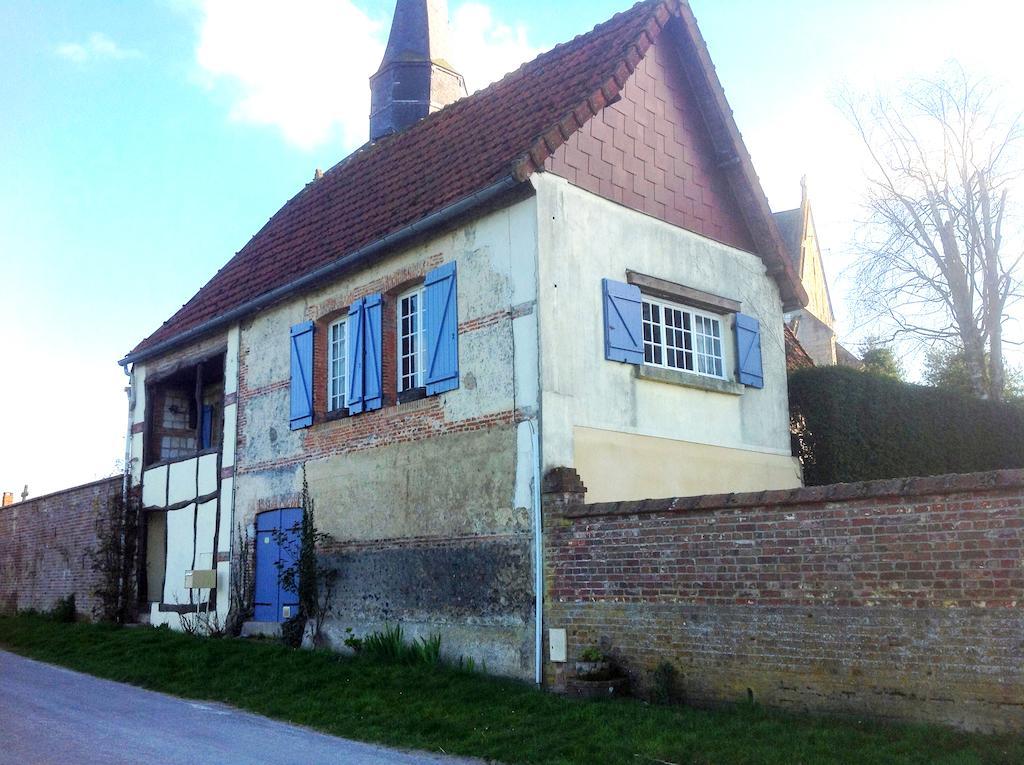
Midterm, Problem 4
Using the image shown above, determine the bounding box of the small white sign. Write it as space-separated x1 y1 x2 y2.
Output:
549 628 567 663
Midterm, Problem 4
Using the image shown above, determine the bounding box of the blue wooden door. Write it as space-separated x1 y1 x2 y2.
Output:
253 508 302 622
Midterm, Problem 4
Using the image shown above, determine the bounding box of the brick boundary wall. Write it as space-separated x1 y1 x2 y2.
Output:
0 477 121 618
542 468 1024 733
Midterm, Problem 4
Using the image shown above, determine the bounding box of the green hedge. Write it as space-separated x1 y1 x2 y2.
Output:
789 366 1024 486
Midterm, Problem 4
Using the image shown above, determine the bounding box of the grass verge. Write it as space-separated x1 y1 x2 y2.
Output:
1 615 1019 765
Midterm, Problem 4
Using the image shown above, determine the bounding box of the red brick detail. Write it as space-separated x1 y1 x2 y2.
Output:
545 33 755 252
131 421 145 434
0 477 121 617
543 469 1024 729
220 465 234 480
236 405 526 475
224 392 237 406
548 470 1024 607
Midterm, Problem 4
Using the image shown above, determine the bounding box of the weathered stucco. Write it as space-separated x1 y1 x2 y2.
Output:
533 173 800 500
232 197 541 678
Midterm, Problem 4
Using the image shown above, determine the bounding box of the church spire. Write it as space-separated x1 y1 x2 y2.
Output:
369 0 467 141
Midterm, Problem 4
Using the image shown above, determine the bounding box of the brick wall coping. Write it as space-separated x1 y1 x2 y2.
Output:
1 476 121 514
564 469 1024 519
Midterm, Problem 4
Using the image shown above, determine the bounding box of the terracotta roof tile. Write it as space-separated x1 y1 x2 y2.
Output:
129 0 671 358
127 0 805 361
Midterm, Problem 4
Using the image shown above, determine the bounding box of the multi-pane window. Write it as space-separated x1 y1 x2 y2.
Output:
641 296 724 378
398 287 425 392
327 317 346 411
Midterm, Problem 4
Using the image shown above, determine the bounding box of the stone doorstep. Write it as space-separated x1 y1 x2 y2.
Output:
241 621 282 638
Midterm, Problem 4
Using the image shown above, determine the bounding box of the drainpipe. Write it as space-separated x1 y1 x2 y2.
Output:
530 418 543 686
122 365 135 498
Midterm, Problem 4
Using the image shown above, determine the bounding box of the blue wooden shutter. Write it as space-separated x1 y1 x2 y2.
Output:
734 313 764 388
346 300 365 414
289 321 314 429
602 278 643 364
200 405 214 449
424 261 460 395
362 292 384 412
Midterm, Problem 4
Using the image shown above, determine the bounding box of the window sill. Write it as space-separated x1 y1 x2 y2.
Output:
634 365 744 395
397 386 427 404
321 407 350 423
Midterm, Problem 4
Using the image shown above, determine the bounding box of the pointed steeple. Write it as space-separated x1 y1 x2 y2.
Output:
369 0 467 141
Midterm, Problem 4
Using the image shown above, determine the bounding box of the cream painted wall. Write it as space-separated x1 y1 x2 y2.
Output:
533 173 800 500
574 426 801 503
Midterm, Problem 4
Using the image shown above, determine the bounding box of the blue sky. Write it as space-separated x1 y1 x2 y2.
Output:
1 0 1021 495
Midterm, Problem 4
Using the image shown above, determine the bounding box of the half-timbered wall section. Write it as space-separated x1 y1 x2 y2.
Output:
127 328 240 626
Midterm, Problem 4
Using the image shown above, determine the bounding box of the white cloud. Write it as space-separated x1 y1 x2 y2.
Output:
450 3 541 92
55 33 141 64
185 1 539 151
189 0 384 150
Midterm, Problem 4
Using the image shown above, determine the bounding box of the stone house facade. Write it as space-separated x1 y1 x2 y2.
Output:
119 0 808 680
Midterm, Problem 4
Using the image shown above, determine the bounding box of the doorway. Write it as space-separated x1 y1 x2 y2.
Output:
253 508 301 622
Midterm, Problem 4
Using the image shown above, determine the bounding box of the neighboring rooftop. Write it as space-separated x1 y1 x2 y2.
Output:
772 207 803 270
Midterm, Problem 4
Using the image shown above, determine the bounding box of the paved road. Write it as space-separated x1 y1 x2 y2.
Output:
0 650 480 765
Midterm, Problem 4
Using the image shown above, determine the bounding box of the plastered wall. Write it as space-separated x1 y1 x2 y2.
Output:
232 197 542 677
534 173 800 501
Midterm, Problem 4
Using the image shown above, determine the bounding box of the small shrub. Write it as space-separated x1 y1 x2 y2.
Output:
280 613 306 648
50 594 77 623
343 627 363 653
362 623 406 661
579 645 604 662
411 632 442 666
360 624 443 665
651 660 679 705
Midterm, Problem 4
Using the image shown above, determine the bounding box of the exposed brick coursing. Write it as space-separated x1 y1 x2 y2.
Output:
543 469 1024 732
0 477 121 617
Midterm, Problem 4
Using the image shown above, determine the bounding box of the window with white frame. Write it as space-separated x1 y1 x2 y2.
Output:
327 317 347 411
398 287 425 392
641 296 725 378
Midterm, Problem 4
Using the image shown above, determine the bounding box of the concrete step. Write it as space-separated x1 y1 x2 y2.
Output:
241 621 281 638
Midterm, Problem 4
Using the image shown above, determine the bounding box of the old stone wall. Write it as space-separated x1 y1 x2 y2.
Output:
543 468 1024 732
0 477 121 617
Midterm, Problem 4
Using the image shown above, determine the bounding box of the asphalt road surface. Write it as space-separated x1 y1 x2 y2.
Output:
0 650 480 765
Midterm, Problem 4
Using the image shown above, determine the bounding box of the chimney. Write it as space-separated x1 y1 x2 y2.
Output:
369 0 467 141
2 492 12 507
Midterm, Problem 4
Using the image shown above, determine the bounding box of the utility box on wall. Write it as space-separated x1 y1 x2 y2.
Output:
184 569 217 590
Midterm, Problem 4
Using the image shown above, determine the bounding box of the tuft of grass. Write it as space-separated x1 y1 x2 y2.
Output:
360 624 442 666
1 615 1020 765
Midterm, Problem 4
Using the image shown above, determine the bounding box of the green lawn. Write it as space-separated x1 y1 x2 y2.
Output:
1 615 1018 765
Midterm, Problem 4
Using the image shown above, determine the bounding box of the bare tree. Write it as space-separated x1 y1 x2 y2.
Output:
840 67 1023 399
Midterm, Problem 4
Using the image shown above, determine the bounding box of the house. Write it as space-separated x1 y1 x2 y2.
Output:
119 0 808 680
773 177 860 367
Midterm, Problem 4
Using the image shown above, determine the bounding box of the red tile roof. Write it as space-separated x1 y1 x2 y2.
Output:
126 0 804 362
